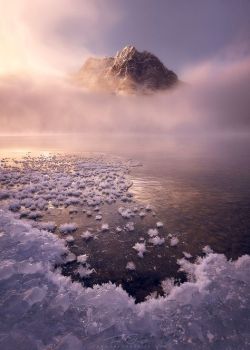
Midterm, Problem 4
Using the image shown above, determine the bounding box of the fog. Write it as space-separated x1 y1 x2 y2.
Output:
0 0 249 148
0 58 250 137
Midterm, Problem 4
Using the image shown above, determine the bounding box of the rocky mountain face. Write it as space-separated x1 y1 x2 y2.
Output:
76 46 179 94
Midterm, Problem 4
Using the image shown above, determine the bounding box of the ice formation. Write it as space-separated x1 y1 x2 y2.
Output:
139 210 146 217
59 223 78 234
183 251 192 259
203 245 213 254
77 254 88 264
69 206 78 214
126 261 136 270
133 242 147 258
77 265 95 278
161 277 175 296
147 228 159 237
81 230 94 240
0 154 249 349
149 236 165 246
170 236 179 246
156 221 164 228
145 204 153 211
65 235 75 243
125 221 135 232
101 223 109 232
39 221 57 232
0 210 249 349
8 201 21 212
27 211 43 220
65 252 77 263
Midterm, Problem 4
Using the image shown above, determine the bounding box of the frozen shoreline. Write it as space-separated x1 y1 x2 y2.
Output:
0 153 183 301
0 152 250 349
0 208 250 349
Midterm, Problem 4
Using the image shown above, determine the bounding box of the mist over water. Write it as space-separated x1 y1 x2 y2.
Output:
0 57 250 137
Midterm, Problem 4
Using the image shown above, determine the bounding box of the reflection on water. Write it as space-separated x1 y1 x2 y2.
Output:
131 155 250 261
1 134 250 301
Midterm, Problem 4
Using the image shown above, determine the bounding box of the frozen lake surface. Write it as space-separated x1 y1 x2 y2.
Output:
0 134 250 349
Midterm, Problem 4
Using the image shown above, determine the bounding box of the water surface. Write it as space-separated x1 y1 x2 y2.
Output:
1 134 249 301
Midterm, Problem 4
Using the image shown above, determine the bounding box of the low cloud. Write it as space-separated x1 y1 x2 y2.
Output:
0 58 250 136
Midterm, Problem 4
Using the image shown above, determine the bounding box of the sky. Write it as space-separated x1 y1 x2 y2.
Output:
79 0 250 71
1 0 250 75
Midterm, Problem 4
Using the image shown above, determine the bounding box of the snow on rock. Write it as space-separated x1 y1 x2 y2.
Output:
133 242 146 258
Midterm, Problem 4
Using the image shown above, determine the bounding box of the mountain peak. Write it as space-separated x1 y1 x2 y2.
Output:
115 45 137 59
76 46 179 94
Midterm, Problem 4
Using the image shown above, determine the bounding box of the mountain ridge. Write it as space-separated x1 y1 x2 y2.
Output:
76 45 179 94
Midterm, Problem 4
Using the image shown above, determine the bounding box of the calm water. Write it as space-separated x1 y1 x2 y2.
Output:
1 134 250 301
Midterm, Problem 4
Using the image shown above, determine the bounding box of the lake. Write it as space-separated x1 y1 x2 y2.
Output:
1 134 249 302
